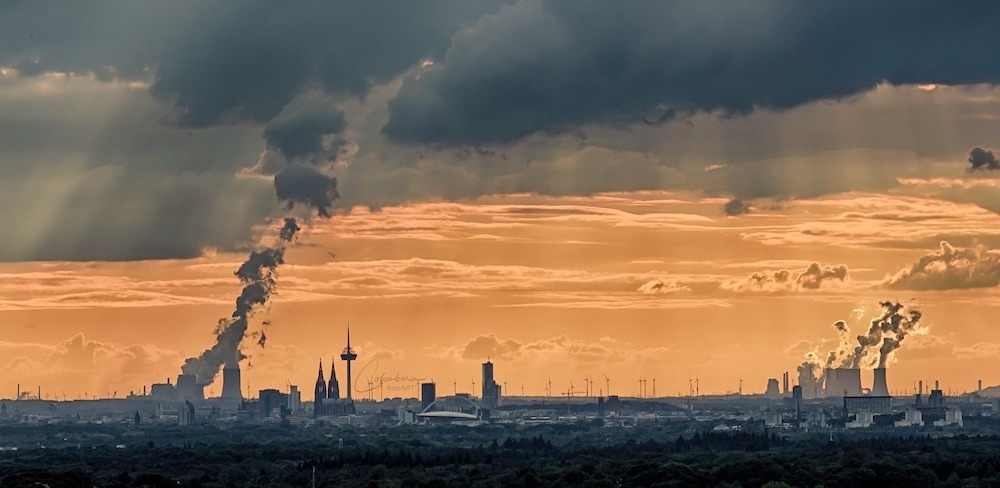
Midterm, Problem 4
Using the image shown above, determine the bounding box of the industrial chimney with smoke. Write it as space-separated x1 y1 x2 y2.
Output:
221 364 243 402
871 367 890 396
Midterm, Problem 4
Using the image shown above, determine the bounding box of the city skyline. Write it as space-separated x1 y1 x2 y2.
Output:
2 2 1000 403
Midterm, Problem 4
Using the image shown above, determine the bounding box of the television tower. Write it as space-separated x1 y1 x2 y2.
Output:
340 323 358 401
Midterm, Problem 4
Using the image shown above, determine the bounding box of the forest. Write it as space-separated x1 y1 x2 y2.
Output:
3 426 1000 487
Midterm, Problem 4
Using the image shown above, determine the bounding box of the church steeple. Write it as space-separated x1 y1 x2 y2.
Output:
314 359 327 401
328 361 341 399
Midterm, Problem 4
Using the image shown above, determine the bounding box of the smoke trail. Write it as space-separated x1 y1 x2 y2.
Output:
180 219 300 384
179 93 340 386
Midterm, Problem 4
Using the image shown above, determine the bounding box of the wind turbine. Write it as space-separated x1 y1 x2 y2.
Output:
604 374 610 396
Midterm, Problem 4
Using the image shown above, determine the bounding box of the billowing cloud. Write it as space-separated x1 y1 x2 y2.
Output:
723 263 848 292
0 334 183 398
384 1 1000 145
883 241 1000 290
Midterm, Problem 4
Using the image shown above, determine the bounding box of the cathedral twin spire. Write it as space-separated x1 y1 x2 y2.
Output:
315 358 341 401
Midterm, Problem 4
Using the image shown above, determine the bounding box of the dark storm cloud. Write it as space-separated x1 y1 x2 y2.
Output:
0 0 507 261
274 165 340 218
262 94 346 162
0 0 508 127
968 147 1000 171
384 0 1000 145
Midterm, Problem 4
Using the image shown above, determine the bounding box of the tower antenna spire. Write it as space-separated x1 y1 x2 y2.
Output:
340 322 358 401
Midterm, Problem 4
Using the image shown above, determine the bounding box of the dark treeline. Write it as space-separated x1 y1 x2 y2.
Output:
4 431 1000 487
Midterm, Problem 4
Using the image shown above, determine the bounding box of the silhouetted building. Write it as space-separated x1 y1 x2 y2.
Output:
791 385 803 421
844 395 892 416
482 361 500 408
151 378 176 401
328 362 341 400
178 401 195 426
259 388 287 418
288 385 301 412
421 382 436 411
134 411 141 426
314 360 327 417
597 396 605 418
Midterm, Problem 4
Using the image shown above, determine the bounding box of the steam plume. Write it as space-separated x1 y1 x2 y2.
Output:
180 220 300 384
850 300 923 368
797 300 926 390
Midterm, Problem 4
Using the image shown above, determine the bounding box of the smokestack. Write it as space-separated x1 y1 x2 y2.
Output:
782 372 789 396
935 380 940 391
871 367 889 396
979 379 983 392
918 380 923 396
222 364 243 402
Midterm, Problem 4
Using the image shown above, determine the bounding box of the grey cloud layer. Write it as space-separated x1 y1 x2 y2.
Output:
384 0 1000 145
4 1 1000 261
0 0 508 127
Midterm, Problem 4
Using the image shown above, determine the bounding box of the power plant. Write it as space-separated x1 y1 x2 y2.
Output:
221 364 242 403
823 367 891 398
825 368 863 398
872 367 890 397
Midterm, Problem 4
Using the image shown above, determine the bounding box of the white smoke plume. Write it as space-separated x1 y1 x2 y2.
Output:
797 300 927 389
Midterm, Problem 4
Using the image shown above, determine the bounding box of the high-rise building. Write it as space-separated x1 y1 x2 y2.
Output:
340 325 358 401
421 382 436 412
328 362 341 400
288 385 301 412
259 388 287 418
481 361 500 408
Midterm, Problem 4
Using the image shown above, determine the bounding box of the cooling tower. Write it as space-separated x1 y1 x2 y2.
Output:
825 368 863 397
176 374 204 402
221 364 243 402
871 367 890 396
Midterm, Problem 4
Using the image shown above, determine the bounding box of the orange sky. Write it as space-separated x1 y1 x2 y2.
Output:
4 189 1000 401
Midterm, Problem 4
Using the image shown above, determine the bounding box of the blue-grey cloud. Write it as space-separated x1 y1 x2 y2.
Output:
384 0 1000 145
